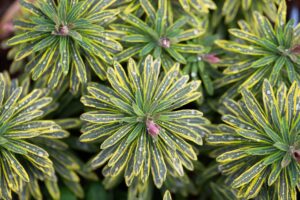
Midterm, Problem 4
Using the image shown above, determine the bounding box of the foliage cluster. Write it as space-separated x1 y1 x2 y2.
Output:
0 0 299 200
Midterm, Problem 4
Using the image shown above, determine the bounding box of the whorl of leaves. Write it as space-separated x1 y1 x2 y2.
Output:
207 80 300 200
0 72 68 199
215 1 300 99
80 55 210 188
7 0 122 93
112 0 206 70
0 72 95 200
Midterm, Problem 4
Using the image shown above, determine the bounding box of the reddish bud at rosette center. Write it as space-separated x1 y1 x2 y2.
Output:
291 45 300 54
202 53 220 64
159 37 171 48
292 149 300 163
146 119 160 136
59 25 69 36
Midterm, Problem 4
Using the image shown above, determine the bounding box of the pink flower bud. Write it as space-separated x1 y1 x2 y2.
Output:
292 149 300 163
159 37 171 48
202 54 220 64
146 119 160 136
59 25 69 36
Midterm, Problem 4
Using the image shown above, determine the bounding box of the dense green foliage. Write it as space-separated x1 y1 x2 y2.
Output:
0 0 299 199
221 0 280 23
7 0 121 93
216 1 300 99
207 80 300 199
0 72 94 200
113 0 206 70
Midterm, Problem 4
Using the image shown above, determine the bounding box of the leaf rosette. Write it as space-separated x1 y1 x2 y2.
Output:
80 55 210 188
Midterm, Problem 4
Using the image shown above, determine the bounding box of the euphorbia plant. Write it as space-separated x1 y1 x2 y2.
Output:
80 55 210 188
0 72 78 199
207 80 300 200
7 0 122 93
112 0 206 70
221 0 280 23
1 0 300 199
215 0 300 99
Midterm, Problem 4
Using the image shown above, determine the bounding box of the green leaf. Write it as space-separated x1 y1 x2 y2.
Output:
276 0 287 27
268 160 281 186
31 48 57 80
45 180 60 200
125 124 143 145
155 0 168 35
133 130 146 175
269 56 285 84
82 124 124 143
7 32 47 46
232 161 266 188
229 28 261 45
140 0 156 23
281 152 291 168
215 40 269 55
15 42 37 60
139 42 156 56
207 133 247 144
250 55 277 68
245 146 277 155
101 124 135 149
85 54 106 80
108 139 130 167
273 142 289 151
253 11 277 42
115 46 143 62
163 190 172 200
10 140 49 157
165 131 197 160
244 168 268 199
165 48 186 64
119 12 158 39
122 34 150 43
171 29 204 42
237 129 272 143
0 136 8 145
160 121 202 145
217 148 248 162
150 140 167 188
241 89 269 128
59 37 70 75
2 150 30 182
167 16 189 32
19 0 43 16
263 151 284 165
172 44 206 53
89 145 118 169
107 68 134 103
71 44 87 83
